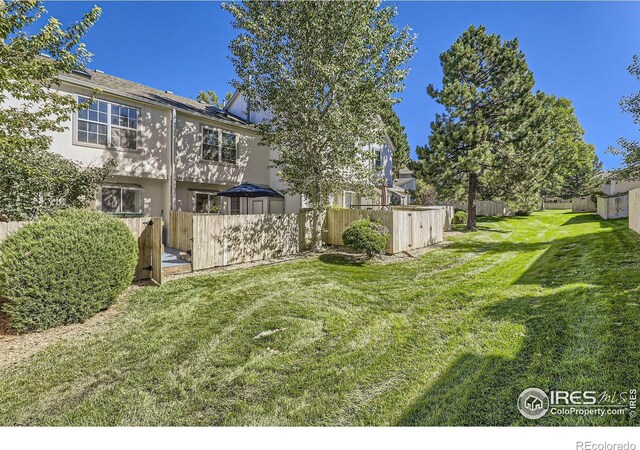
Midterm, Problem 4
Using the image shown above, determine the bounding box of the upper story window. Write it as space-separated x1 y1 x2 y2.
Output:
77 96 139 150
201 126 238 164
373 146 382 169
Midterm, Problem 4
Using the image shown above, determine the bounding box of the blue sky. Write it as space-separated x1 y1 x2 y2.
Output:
39 1 640 169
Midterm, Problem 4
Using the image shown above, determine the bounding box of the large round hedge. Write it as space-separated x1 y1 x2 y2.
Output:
0 209 138 333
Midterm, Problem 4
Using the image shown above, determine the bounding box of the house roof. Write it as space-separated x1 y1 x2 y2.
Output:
399 166 414 175
394 177 415 187
58 69 250 127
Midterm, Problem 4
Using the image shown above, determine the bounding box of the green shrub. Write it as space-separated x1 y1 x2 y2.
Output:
0 209 138 333
452 210 468 225
342 219 389 257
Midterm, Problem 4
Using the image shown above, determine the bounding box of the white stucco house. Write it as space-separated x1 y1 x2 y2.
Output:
5 65 400 226
599 171 640 196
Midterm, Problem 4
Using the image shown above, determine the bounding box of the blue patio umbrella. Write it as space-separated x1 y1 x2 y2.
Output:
216 182 284 214
216 182 284 198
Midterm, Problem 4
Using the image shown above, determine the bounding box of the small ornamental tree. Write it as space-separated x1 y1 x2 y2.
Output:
410 179 438 206
0 0 111 221
223 0 416 250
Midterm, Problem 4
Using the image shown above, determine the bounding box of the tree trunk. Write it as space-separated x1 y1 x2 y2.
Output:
310 208 325 252
467 173 477 231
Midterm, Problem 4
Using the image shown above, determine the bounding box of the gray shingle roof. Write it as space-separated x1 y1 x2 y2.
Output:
59 69 249 126
398 166 414 175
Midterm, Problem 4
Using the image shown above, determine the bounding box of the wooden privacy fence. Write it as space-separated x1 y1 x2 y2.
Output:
572 197 596 212
324 207 446 254
0 216 162 284
629 189 640 233
0 221 29 241
169 210 193 252
389 205 454 231
597 195 629 220
442 200 512 217
170 211 314 271
544 201 573 210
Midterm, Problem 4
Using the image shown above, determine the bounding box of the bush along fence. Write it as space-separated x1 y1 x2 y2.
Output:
324 206 449 254
572 197 597 212
597 194 629 220
628 189 640 234
0 216 163 285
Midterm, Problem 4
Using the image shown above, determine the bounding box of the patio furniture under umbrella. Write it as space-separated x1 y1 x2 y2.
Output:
216 182 284 214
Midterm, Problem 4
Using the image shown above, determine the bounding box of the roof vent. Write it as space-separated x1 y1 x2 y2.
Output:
94 69 104 74
164 90 173 94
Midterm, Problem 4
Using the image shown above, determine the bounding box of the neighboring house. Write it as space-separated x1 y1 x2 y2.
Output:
392 166 417 204
4 64 397 224
599 171 640 196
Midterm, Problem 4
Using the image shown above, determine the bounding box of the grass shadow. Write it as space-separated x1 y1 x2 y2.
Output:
396 284 640 425
561 213 607 227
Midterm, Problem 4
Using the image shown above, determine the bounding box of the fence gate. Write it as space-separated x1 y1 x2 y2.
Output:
121 217 163 284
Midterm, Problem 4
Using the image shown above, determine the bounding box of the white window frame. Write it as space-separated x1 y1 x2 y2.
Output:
76 95 140 151
373 147 382 169
200 125 238 164
100 185 143 216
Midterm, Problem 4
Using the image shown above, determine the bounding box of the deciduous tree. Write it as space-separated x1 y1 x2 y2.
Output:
223 0 416 250
0 0 109 221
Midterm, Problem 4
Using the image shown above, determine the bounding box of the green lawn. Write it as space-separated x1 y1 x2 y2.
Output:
1 210 639 426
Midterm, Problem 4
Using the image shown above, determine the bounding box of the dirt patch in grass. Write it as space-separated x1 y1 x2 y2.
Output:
0 284 146 370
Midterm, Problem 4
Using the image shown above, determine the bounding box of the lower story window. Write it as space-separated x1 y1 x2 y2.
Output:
344 191 356 209
194 192 220 213
390 193 403 205
101 186 142 215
